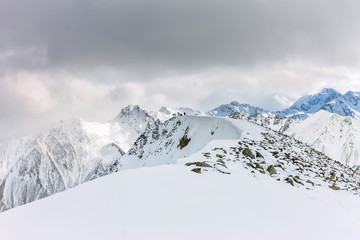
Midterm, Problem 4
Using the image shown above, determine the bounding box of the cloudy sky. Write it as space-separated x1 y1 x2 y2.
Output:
1 0 360 138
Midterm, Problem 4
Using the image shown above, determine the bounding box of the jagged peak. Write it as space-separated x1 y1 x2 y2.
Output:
113 105 153 121
121 104 142 113
319 88 340 95
229 101 241 106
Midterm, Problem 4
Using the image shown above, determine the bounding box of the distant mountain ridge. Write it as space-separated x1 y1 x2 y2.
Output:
208 88 360 120
206 101 271 117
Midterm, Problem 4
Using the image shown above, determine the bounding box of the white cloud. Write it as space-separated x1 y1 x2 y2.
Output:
12 75 54 113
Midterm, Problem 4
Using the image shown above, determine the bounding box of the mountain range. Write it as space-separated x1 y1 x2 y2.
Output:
0 88 360 215
1 109 359 239
208 88 360 120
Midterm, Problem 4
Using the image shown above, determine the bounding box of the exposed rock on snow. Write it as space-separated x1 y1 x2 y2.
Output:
124 115 360 195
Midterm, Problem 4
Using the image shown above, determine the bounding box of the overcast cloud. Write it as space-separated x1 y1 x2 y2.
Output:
1 0 360 138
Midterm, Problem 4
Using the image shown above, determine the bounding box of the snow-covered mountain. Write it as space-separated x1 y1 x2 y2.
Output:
276 88 343 119
2 99 360 214
124 116 243 168
112 105 156 147
1 109 360 240
284 110 360 167
0 105 155 211
151 106 203 122
207 101 271 117
230 109 360 167
123 115 359 193
208 88 360 120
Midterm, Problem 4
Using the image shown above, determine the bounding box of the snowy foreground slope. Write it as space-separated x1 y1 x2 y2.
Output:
0 117 359 239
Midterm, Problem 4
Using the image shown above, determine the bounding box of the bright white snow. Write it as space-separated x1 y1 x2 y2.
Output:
0 163 359 240
286 110 360 166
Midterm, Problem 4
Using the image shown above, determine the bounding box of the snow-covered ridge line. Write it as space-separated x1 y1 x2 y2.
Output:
208 88 360 120
1 100 360 213
120 115 360 195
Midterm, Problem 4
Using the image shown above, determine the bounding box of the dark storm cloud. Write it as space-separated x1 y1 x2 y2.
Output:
1 0 360 75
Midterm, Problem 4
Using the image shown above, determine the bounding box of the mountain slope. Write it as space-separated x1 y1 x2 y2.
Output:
0 105 155 211
123 116 359 194
0 116 359 240
124 116 243 168
285 110 360 166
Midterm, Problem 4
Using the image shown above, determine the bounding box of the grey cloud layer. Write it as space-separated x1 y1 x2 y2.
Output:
1 0 360 74
1 0 360 138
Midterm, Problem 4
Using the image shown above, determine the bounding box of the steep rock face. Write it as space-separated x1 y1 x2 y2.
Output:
285 110 360 167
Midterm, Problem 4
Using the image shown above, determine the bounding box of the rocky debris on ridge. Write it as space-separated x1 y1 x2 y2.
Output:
185 129 360 195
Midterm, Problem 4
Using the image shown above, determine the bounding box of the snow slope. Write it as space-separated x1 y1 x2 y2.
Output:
0 136 359 239
1 115 359 239
285 110 360 166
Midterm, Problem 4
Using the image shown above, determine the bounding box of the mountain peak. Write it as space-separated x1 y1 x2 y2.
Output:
278 88 343 119
113 105 151 121
207 101 270 117
320 88 339 95
229 101 241 106
122 104 141 113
